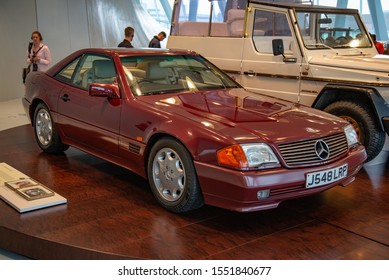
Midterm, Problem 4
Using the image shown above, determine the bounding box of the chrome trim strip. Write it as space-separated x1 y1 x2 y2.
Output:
242 71 299 80
233 70 389 87
300 76 389 87
223 69 242 75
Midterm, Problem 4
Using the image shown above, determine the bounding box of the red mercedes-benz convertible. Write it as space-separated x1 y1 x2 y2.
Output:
23 48 367 213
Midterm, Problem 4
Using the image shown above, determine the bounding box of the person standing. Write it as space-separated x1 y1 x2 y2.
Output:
118 26 135 48
148 31 166 48
27 31 51 72
371 33 384 54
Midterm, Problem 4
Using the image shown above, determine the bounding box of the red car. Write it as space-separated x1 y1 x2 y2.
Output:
23 48 367 213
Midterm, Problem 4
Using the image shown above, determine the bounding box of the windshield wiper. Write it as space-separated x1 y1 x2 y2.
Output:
305 43 338 55
306 43 334 50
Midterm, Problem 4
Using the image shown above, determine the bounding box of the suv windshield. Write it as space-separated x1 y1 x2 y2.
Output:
296 11 372 49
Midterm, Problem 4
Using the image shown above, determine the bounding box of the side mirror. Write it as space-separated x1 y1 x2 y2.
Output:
89 83 120 99
318 18 332 24
272 39 285 56
272 39 297 63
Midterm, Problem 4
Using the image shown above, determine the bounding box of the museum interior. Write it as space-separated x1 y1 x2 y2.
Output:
0 0 389 260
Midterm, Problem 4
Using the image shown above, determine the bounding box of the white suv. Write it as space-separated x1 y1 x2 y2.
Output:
167 0 389 162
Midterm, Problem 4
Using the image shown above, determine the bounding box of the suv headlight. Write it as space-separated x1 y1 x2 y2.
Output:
217 143 280 170
344 124 359 147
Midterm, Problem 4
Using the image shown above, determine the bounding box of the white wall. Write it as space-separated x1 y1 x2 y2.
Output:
0 0 167 102
36 0 90 62
0 0 90 102
0 0 37 102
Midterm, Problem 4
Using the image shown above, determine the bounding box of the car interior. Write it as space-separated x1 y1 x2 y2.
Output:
81 59 117 88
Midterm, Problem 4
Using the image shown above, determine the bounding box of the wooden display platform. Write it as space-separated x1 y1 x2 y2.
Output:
0 125 388 259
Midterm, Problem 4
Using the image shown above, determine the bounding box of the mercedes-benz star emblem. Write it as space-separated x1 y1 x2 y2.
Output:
315 140 330 160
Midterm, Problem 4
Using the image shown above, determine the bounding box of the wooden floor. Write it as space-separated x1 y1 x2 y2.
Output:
0 125 388 260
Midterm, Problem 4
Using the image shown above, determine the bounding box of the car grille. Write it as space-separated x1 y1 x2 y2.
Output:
278 132 348 167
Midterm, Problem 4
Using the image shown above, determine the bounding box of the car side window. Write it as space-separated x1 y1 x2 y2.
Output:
76 55 117 90
252 10 293 54
55 57 81 84
55 54 117 90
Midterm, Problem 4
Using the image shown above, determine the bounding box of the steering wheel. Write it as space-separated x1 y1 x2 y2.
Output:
335 36 349 44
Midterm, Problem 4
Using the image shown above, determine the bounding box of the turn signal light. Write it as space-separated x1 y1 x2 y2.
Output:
217 145 249 169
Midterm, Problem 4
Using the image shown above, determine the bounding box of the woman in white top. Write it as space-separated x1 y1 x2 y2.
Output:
27 31 51 72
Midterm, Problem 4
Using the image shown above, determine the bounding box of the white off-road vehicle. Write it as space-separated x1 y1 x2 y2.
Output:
167 0 389 162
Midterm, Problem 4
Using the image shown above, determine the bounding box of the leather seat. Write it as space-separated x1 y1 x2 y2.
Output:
146 62 175 84
93 60 116 83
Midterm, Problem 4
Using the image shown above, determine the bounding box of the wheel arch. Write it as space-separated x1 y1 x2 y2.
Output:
312 84 384 131
29 98 48 126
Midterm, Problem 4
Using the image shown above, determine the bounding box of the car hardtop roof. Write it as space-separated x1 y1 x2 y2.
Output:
250 0 359 14
77 47 198 56
46 48 200 76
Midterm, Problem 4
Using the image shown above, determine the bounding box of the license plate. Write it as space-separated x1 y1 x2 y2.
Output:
306 164 348 188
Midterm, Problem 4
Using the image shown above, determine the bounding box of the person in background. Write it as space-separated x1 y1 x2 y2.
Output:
371 33 384 54
118 26 135 48
148 31 166 48
27 31 51 72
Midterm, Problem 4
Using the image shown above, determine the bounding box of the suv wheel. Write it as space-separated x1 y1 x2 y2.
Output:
324 100 385 162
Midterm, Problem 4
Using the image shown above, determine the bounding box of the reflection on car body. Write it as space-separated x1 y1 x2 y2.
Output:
23 48 367 213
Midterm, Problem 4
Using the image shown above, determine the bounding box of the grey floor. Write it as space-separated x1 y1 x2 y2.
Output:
0 98 30 132
0 98 30 260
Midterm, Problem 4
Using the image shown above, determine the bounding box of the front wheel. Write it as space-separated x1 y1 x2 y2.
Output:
147 137 203 213
324 100 385 162
33 103 69 154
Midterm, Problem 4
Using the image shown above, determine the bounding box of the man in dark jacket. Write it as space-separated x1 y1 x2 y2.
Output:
148 31 166 48
118 26 135 48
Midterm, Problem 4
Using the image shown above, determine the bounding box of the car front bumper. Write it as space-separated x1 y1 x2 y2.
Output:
194 145 367 212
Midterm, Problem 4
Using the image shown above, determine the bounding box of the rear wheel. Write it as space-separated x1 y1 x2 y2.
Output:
148 137 203 213
33 103 69 153
324 100 385 161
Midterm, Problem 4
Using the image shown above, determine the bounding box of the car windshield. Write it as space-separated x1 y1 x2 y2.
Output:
120 55 239 96
296 11 372 49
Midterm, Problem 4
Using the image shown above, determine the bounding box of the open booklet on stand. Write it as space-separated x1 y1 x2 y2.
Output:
0 162 67 213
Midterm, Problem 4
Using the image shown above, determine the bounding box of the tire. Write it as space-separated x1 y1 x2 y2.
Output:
33 103 69 154
147 137 204 213
324 100 385 162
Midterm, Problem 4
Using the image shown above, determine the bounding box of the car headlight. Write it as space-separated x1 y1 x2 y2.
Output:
344 124 359 147
217 143 280 170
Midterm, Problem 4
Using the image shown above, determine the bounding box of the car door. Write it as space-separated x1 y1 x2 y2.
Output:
240 7 304 103
56 54 121 156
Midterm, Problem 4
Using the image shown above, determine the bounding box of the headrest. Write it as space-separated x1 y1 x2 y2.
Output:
227 9 245 22
146 62 168 80
93 60 116 78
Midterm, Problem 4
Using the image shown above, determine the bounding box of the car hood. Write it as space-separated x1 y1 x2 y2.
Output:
309 53 389 80
140 88 346 144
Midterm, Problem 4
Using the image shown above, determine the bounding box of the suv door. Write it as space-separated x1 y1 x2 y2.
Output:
241 7 303 102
